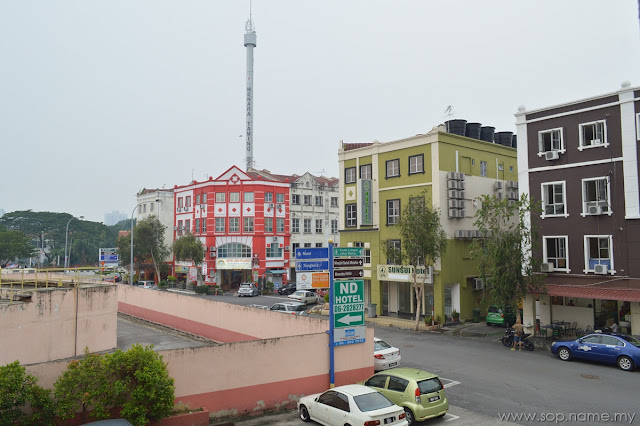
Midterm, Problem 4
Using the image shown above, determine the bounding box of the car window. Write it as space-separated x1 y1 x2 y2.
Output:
601 336 622 346
488 306 499 313
374 340 392 351
317 391 336 406
417 377 443 394
623 335 640 347
270 304 283 311
292 305 306 312
365 375 388 389
353 392 394 412
388 376 409 392
582 335 602 344
333 392 350 412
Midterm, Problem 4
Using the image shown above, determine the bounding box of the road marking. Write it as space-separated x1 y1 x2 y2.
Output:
440 377 461 388
444 413 460 422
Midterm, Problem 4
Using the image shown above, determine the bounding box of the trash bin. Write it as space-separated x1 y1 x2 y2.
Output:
368 304 377 318
472 308 481 323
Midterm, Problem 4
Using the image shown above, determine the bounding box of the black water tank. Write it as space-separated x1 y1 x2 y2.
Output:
465 122 482 139
494 131 513 146
480 126 495 142
445 119 467 136
511 134 517 148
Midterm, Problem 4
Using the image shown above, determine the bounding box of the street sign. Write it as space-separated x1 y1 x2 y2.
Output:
99 248 119 265
296 260 329 271
333 258 364 268
333 247 364 257
297 272 329 289
334 326 366 346
333 269 364 279
333 279 365 328
295 247 329 260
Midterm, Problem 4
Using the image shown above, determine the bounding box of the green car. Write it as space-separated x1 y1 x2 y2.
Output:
364 367 448 425
485 305 517 327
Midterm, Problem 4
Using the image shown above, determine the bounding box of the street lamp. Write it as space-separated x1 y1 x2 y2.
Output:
64 216 84 269
130 199 160 284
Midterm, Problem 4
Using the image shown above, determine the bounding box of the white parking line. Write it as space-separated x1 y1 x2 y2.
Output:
440 377 461 388
444 413 460 422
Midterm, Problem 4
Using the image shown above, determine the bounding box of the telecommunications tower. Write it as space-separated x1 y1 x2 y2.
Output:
244 5 256 170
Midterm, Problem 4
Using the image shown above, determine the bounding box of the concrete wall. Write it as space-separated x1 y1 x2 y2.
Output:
0 285 117 365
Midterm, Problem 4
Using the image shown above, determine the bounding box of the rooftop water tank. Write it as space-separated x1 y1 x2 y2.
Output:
465 122 482 140
445 119 467 136
494 131 513 146
511 134 517 148
480 126 495 143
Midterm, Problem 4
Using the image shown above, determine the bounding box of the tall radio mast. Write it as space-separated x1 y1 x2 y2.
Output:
244 2 256 170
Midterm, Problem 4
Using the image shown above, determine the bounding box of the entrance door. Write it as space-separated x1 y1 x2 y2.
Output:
398 282 412 316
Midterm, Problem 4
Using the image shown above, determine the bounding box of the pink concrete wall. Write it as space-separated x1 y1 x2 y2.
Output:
1 285 117 365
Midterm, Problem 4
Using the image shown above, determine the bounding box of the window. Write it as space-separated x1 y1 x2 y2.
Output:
202 193 207 203
333 393 350 412
331 219 338 233
354 242 371 265
276 193 285 203
346 204 357 227
316 219 323 233
304 243 312 248
292 218 300 233
544 236 568 270
582 177 610 215
315 196 323 206
185 196 191 207
388 376 409 392
215 218 225 232
386 159 400 178
196 195 200 204
409 154 424 174
480 161 487 177
579 120 607 149
365 375 388 388
177 220 183 235
345 167 356 184
143 204 146 213
276 217 284 232
316 243 323 248
387 199 400 225
509 166 514 172
585 235 613 272
360 164 372 180
331 197 338 207
229 217 239 232
244 217 254 232
178 198 183 207
195 219 200 234
292 194 300 205
387 240 401 264
303 195 312 206
292 243 300 251
265 217 273 232
541 182 567 217
201 218 206 232
150 203 154 212
265 192 273 202
229 192 240 202
185 219 191 233
266 245 283 258
218 242 251 258
244 192 254 202
538 128 563 153
216 193 225 203
304 219 312 233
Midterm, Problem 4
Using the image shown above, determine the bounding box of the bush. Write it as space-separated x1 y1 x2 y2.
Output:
158 280 168 290
324 293 330 303
0 360 53 425
195 285 209 294
207 286 222 295
167 275 177 283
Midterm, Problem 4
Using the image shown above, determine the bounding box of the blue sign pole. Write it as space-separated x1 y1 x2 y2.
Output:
329 239 335 388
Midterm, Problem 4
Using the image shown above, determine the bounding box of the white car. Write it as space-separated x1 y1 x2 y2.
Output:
374 337 401 371
238 283 258 297
287 290 318 305
298 384 408 426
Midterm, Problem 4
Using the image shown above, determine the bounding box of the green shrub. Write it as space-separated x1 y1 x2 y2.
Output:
167 275 177 283
195 285 209 294
158 280 168 290
0 361 39 425
324 293 330 303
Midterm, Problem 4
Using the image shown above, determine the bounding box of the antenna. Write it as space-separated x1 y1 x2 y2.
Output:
244 1 257 170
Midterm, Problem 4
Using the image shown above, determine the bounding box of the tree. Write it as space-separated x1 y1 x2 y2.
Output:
172 234 204 284
0 227 34 264
384 194 448 331
134 216 170 282
470 194 545 313
0 360 55 426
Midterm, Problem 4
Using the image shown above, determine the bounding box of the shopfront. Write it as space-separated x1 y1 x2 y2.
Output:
378 265 433 319
216 258 252 290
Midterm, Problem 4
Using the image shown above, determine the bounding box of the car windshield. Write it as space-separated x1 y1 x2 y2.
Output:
374 340 392 351
623 335 640 347
417 377 443 394
293 291 304 296
290 305 306 312
488 306 500 313
353 391 394 412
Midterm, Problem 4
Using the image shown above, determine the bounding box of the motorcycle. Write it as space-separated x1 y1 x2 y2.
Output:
501 327 534 351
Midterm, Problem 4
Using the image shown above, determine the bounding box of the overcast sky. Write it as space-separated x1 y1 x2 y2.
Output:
1 1 639 223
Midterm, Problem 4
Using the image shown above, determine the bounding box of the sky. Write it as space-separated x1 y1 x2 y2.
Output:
1 1 639 223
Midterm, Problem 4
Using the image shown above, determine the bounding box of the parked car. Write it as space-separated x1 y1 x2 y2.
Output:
485 305 517 327
277 283 297 295
374 337 401 371
287 290 318 305
238 283 259 297
298 384 408 426
137 280 157 289
269 302 308 315
551 332 640 371
364 368 449 425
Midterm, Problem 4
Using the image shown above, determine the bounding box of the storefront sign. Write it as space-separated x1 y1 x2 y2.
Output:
377 264 433 284
334 326 366 346
216 258 251 269
188 267 197 283
361 179 372 225
298 272 329 289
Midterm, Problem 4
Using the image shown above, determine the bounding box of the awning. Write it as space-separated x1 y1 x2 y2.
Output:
266 270 287 274
546 284 640 302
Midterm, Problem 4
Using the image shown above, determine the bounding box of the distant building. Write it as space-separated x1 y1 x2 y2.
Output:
104 210 127 226
0 208 5 217
135 188 175 262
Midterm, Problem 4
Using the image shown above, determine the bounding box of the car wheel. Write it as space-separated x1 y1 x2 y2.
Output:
404 407 415 425
299 405 310 422
558 347 572 361
618 356 634 371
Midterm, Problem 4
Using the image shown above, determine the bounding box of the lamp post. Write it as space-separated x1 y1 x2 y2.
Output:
64 216 84 269
130 199 160 284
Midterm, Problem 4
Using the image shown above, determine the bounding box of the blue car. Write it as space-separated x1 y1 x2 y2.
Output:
550 333 640 371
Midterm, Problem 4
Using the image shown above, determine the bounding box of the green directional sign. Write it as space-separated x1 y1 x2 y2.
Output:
333 247 364 257
333 279 365 328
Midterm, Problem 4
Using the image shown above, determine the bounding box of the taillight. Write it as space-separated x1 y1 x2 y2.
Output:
415 386 421 403
501 314 504 318
364 421 380 426
374 354 385 359
399 413 406 420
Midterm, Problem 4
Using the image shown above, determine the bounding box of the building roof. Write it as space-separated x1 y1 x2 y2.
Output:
546 284 640 303
342 142 375 152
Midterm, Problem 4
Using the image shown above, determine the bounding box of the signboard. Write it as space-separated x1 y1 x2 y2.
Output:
334 326 366 346
99 248 119 263
333 247 364 257
333 269 364 279
296 260 329 271
333 279 365 328
334 258 363 268
298 272 330 289
216 259 251 269
361 179 373 225
188 267 198 283
377 264 433 284
295 247 329 260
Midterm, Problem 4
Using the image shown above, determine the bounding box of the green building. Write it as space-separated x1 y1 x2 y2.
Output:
337 125 517 321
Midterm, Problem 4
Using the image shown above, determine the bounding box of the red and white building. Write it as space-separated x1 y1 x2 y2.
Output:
173 166 291 290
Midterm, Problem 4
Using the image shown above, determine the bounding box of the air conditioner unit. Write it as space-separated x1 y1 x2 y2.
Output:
459 209 466 217
459 200 466 209
473 230 482 238
545 150 559 160
497 192 504 200
447 171 457 180
587 205 602 215
447 180 458 190
494 181 503 191
457 191 466 200
268 203 274 208
457 172 465 181
277 204 283 209
458 181 466 190
508 191 518 200
473 278 484 290
448 190 458 199
540 263 554 272
465 230 474 239
448 209 459 218
455 230 465 239
448 199 459 208
508 181 519 190
185 206 190 211
285 246 290 251
594 264 609 275
177 207 182 212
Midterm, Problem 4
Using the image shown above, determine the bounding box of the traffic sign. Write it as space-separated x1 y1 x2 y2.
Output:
333 279 365 328
333 258 363 268
334 326 366 346
296 260 329 271
295 247 329 260
333 269 364 279
333 247 364 257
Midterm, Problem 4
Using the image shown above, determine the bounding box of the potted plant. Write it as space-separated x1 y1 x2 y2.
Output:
167 275 177 288
452 310 460 322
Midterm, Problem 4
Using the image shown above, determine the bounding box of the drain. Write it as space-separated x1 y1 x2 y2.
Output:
580 373 598 380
